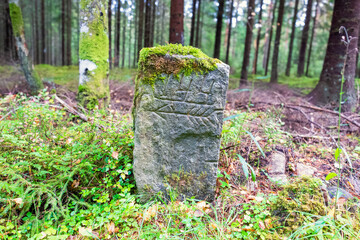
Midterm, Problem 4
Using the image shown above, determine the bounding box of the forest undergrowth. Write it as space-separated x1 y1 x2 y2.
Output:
0 87 360 239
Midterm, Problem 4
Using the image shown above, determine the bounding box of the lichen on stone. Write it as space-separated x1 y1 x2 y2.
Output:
137 44 221 87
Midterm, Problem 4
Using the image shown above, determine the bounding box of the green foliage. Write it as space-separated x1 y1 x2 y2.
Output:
0 92 134 238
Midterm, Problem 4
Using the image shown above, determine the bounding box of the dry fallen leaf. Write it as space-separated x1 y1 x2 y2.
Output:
193 209 204 218
259 220 265 230
13 198 23 205
107 222 115 234
144 205 158 222
264 218 272 229
112 151 119 160
79 227 93 237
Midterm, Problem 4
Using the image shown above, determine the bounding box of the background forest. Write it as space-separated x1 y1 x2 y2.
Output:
1 0 360 239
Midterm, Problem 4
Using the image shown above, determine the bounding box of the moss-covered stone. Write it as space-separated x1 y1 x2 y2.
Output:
137 44 221 87
78 0 109 109
9 3 23 37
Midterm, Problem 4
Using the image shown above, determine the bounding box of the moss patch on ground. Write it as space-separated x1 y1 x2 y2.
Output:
137 44 221 87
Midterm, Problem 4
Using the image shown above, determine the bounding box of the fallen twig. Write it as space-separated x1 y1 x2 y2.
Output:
54 95 88 122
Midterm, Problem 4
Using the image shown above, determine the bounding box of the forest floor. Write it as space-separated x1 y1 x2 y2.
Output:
1 65 360 239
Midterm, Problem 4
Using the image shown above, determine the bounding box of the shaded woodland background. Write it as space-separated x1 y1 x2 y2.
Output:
1 0 356 78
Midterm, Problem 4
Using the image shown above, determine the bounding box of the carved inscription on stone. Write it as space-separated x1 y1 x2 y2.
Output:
133 62 229 201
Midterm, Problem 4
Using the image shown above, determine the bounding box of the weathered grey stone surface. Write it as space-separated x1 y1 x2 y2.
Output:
133 61 229 201
296 163 316 176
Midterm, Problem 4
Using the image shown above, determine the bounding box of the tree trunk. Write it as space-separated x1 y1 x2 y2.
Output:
189 0 197 46
308 0 360 111
108 0 112 69
169 0 184 44
137 0 144 58
9 0 43 93
114 0 121 67
213 0 225 59
297 0 313 77
240 0 255 85
225 0 234 64
2 0 17 61
357 26 360 78
122 10 126 68
195 0 201 47
128 19 132 68
144 0 151 47
61 0 65 65
270 0 285 84
40 0 45 64
285 0 299 76
150 0 156 46
252 0 264 75
66 0 72 65
161 0 165 44
133 0 138 67
264 0 276 76
305 0 319 76
78 0 109 109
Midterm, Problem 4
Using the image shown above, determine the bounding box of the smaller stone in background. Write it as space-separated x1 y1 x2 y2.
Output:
297 163 316 176
268 151 288 184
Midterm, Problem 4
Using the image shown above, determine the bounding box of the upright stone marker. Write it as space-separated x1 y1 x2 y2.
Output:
133 44 229 201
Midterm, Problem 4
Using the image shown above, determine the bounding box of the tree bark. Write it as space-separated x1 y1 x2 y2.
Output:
297 0 313 77
213 0 225 59
40 0 45 64
137 0 144 58
308 0 360 111
150 0 156 46
61 0 65 65
2 0 17 61
195 0 201 47
240 0 255 85
264 0 277 76
66 0 72 65
305 0 319 76
108 0 112 69
114 0 121 67
122 10 126 68
169 0 184 44
144 0 151 47
78 0 109 109
225 0 234 64
189 0 197 46
9 0 44 93
270 0 285 84
252 0 264 75
285 0 299 76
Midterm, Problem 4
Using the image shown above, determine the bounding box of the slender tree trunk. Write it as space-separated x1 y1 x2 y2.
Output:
357 27 360 78
285 0 299 76
122 11 126 68
144 0 151 47
305 0 319 76
108 0 112 69
213 0 225 59
252 0 263 74
114 0 121 67
189 0 197 46
240 0 255 85
225 0 234 64
264 0 277 76
297 0 313 77
9 0 44 93
3 0 17 61
61 0 65 65
169 0 184 44
78 0 109 109
308 0 360 111
161 0 165 44
66 0 72 65
133 0 138 67
195 0 201 47
270 0 285 84
40 0 45 63
150 0 156 46
137 0 144 57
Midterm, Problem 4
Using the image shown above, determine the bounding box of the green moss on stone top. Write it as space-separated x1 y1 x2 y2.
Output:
137 44 221 86
9 3 24 37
